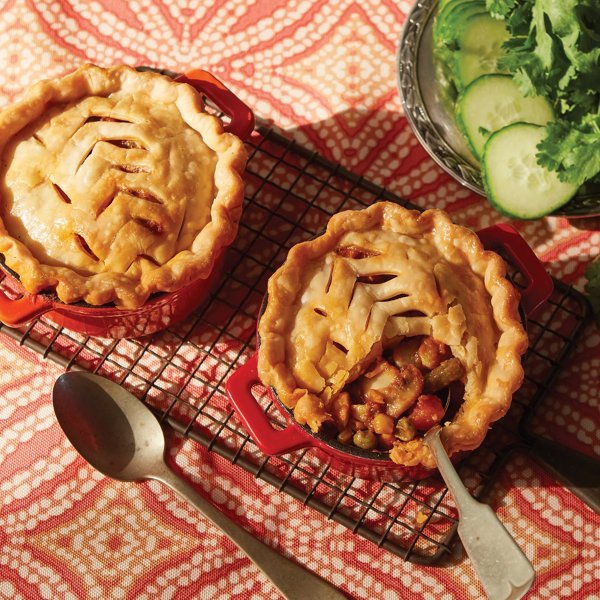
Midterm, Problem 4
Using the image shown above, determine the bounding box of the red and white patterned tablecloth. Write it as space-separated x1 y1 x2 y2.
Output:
1 1 599 599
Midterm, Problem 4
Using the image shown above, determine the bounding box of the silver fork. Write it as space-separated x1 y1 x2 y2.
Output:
424 426 535 600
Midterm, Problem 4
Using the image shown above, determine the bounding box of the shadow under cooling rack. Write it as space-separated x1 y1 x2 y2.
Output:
0 117 591 564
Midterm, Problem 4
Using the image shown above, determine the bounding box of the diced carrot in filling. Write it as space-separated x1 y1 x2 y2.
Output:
407 395 446 431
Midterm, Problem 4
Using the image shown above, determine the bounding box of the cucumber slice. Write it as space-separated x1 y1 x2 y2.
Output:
435 0 475 29
456 74 555 159
453 14 509 89
435 0 486 45
482 123 578 219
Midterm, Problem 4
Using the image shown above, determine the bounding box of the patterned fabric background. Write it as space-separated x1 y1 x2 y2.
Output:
0 1 598 599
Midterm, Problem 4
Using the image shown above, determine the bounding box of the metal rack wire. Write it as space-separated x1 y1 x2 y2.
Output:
0 117 590 564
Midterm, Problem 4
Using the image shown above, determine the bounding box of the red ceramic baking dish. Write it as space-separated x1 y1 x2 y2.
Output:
0 69 254 338
226 223 554 481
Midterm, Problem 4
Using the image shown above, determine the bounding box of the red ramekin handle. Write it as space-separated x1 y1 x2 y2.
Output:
0 287 53 327
177 69 255 141
226 354 311 455
477 224 553 317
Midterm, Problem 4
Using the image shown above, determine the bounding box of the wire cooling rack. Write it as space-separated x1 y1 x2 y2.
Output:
0 117 591 564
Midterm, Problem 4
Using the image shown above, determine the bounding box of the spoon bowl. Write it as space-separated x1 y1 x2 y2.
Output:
52 371 347 600
53 372 165 481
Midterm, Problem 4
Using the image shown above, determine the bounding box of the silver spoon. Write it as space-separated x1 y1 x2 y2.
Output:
424 426 535 600
52 371 347 600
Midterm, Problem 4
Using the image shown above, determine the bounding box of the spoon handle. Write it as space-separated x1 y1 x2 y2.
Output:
152 461 347 600
425 428 535 600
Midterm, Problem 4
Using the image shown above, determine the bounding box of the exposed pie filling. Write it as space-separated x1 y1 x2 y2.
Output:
0 64 247 308
330 335 465 453
257 202 528 470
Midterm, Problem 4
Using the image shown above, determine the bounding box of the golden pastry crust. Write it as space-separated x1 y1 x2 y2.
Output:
257 202 528 470
0 64 246 308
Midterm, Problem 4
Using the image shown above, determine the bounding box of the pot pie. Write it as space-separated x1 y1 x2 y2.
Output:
0 64 247 309
257 202 528 470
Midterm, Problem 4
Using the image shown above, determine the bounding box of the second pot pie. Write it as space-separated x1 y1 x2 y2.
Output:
0 64 247 309
257 202 528 470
